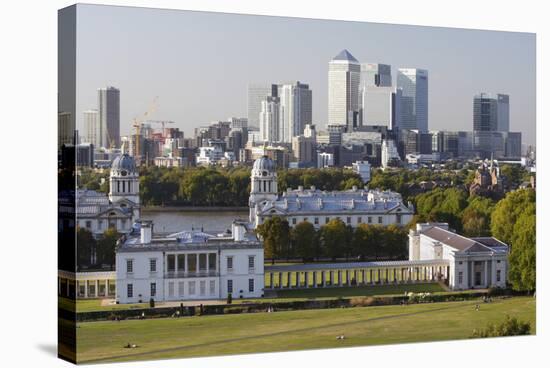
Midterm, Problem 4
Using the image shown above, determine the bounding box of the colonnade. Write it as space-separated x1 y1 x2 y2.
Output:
265 263 449 289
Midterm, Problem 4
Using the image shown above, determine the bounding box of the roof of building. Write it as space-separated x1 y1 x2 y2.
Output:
266 259 449 272
76 189 134 217
421 226 508 254
111 153 136 172
332 49 359 63
258 187 413 216
253 155 276 172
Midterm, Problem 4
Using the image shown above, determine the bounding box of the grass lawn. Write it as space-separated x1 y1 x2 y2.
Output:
273 283 445 299
76 296 536 364
60 297 149 313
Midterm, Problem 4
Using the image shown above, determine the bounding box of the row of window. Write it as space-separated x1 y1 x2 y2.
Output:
83 219 127 231
126 255 256 275
277 216 391 226
457 269 501 284
127 280 219 298
116 180 134 194
227 278 255 294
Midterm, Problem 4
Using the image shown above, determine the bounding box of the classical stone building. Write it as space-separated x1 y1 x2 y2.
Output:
409 223 509 290
76 153 140 237
115 221 264 304
249 155 414 229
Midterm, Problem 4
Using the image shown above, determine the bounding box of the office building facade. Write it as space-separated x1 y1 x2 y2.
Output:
328 50 361 127
397 69 428 133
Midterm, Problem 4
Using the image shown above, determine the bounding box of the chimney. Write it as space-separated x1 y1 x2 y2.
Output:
141 221 153 244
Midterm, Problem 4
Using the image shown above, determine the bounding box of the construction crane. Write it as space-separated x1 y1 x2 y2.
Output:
132 96 159 165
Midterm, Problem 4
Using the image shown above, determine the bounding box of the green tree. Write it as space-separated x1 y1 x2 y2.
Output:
77 227 96 269
384 224 408 259
96 227 120 269
471 315 531 338
508 203 536 291
461 196 495 237
320 219 351 260
491 189 535 244
255 217 290 262
291 221 317 261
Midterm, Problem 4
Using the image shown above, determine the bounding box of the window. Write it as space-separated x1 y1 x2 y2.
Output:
200 281 206 296
378 216 383 224
304 217 308 222
227 256 233 270
497 270 501 282
208 253 217 271
227 279 233 293
199 254 207 271
177 254 186 271
292 218 297 225
314 217 319 225
149 259 157 272
458 272 463 284
249 278 254 292
126 259 133 274
458 261 463 265
368 217 372 224
497 260 501 264
248 256 255 270
98 220 103 229
178 281 185 297
396 214 402 224
188 281 196 295
85 221 92 229
127 284 133 298
167 255 175 272
168 282 174 297
150 283 156 297
187 254 197 272
325 217 330 224
346 217 351 224
358 217 362 224
209 280 216 295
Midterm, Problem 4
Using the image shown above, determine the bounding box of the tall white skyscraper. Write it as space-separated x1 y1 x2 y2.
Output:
360 86 401 129
397 69 428 133
83 109 99 147
328 49 361 128
98 86 120 148
278 81 312 143
247 84 278 128
259 96 281 143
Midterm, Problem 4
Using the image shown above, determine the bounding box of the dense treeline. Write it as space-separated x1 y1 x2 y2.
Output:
77 227 119 270
256 218 408 263
140 166 363 207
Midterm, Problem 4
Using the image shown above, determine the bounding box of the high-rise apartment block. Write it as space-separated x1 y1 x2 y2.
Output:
397 69 428 133
259 96 281 143
278 82 312 143
98 86 120 148
83 109 99 147
328 50 360 128
247 84 278 128
473 93 509 132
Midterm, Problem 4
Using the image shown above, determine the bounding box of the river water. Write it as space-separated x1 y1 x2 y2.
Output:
141 210 249 234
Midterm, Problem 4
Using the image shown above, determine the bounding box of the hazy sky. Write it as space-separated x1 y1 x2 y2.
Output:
75 4 536 145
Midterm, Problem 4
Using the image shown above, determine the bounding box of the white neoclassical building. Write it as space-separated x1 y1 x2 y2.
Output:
249 155 414 229
409 223 509 290
76 153 140 237
115 220 264 304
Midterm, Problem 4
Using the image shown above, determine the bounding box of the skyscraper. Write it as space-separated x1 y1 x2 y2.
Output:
83 109 99 147
247 84 278 128
278 81 312 143
473 93 510 132
360 63 392 88
359 86 401 129
98 86 120 148
328 49 360 128
397 68 428 133
259 96 281 143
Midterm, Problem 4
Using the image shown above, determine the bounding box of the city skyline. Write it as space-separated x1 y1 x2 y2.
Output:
75 4 536 145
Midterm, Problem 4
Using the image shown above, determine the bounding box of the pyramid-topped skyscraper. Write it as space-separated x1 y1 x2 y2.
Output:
328 50 361 129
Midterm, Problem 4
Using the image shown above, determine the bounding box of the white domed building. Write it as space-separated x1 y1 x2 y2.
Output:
249 155 414 229
76 153 140 237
